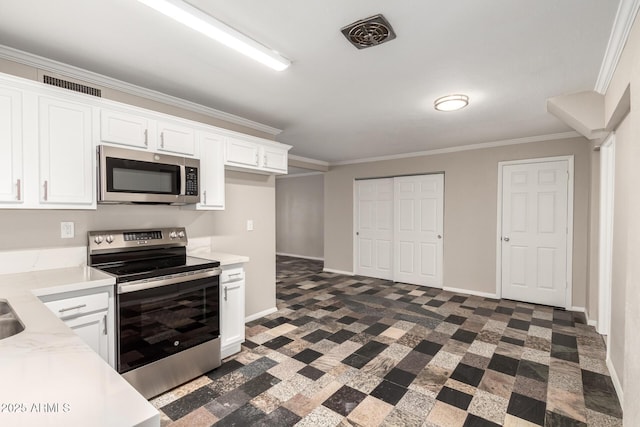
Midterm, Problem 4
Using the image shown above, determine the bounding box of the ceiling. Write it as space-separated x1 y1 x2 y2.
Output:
0 0 621 163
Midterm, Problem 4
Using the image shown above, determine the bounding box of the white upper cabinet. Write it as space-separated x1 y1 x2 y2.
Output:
38 96 95 207
0 87 23 205
157 120 196 156
225 136 290 174
225 136 261 168
100 109 149 149
100 108 196 156
261 144 288 173
193 132 225 210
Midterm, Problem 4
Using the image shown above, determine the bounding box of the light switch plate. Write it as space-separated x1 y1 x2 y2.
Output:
246 219 254 231
61 222 74 239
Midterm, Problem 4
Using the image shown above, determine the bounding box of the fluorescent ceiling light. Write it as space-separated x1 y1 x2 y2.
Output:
135 0 291 71
434 94 469 112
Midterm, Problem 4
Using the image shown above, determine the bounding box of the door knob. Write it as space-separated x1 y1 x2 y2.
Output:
437 235 442 239
503 236 510 242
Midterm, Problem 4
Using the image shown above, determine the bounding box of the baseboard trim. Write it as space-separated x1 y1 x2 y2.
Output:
245 307 278 323
323 268 354 276
570 306 586 313
276 252 324 261
443 286 498 299
587 319 598 327
606 355 624 408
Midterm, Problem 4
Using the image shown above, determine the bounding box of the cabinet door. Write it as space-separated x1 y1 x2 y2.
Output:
101 109 149 149
157 120 196 156
197 132 225 210
225 137 260 168
65 311 110 363
39 97 95 207
0 87 23 204
261 145 288 173
220 278 245 353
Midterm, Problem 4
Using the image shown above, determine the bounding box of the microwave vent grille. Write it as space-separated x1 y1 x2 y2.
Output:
43 75 102 97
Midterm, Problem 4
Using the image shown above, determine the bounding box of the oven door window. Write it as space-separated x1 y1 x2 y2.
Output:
118 277 219 373
107 157 180 195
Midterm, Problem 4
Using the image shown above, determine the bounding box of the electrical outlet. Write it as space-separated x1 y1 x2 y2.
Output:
60 222 74 239
246 219 254 231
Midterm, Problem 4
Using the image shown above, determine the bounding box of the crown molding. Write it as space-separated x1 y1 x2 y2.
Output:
0 44 282 136
595 0 640 94
329 131 582 166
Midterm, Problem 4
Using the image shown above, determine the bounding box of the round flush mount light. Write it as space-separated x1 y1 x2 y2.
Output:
434 94 469 112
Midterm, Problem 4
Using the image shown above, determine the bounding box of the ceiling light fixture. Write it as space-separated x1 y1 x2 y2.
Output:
434 94 469 112
135 0 291 71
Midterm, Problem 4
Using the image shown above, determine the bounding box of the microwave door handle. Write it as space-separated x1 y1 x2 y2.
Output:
179 165 186 196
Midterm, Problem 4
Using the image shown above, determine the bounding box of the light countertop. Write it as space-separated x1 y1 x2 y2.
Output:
188 249 250 266
0 266 159 427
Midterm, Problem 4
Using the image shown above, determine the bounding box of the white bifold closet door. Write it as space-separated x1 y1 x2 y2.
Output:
355 174 444 287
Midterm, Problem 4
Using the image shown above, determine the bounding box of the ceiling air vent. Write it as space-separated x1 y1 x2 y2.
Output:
43 75 102 97
341 14 396 49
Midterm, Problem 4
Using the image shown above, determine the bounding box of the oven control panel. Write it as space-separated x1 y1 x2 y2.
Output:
124 231 163 241
88 227 188 251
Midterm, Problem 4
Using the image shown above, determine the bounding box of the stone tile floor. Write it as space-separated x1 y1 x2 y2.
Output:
152 256 623 426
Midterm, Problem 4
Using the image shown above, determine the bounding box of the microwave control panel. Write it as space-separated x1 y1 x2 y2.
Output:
185 167 198 196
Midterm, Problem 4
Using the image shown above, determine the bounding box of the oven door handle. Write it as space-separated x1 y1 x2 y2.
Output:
117 267 222 294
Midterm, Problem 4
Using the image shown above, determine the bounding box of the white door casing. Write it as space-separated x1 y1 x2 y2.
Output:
598 134 615 336
498 158 572 308
355 178 394 280
394 174 444 287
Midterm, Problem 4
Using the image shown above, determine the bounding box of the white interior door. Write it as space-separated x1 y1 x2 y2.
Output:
394 174 444 287
501 160 569 307
355 179 394 280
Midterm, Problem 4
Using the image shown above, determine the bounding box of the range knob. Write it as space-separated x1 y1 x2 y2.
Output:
177 231 185 238
94 235 104 244
106 235 114 244
169 231 177 239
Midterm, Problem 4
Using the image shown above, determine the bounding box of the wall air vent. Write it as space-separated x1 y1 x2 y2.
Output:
43 75 102 97
341 14 396 49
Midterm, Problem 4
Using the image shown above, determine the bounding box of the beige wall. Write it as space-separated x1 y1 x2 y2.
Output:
610 115 631 387
276 174 324 259
325 137 591 305
0 59 277 318
602 13 640 422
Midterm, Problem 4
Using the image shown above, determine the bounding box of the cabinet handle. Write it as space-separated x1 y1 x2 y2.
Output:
103 314 107 335
58 303 87 313
224 286 228 301
160 132 164 148
43 180 48 201
264 155 268 166
229 272 242 277
203 190 207 205
255 152 259 165
144 129 148 146
16 179 21 201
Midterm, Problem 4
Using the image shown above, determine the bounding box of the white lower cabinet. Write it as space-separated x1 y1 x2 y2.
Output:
40 287 115 368
220 264 245 359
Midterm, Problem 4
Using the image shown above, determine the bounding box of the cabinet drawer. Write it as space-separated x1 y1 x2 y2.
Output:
44 292 109 319
221 267 244 283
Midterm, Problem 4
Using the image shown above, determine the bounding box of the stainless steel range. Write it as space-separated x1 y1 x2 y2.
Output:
88 227 221 399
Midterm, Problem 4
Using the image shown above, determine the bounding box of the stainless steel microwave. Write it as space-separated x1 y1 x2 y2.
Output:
98 145 200 205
